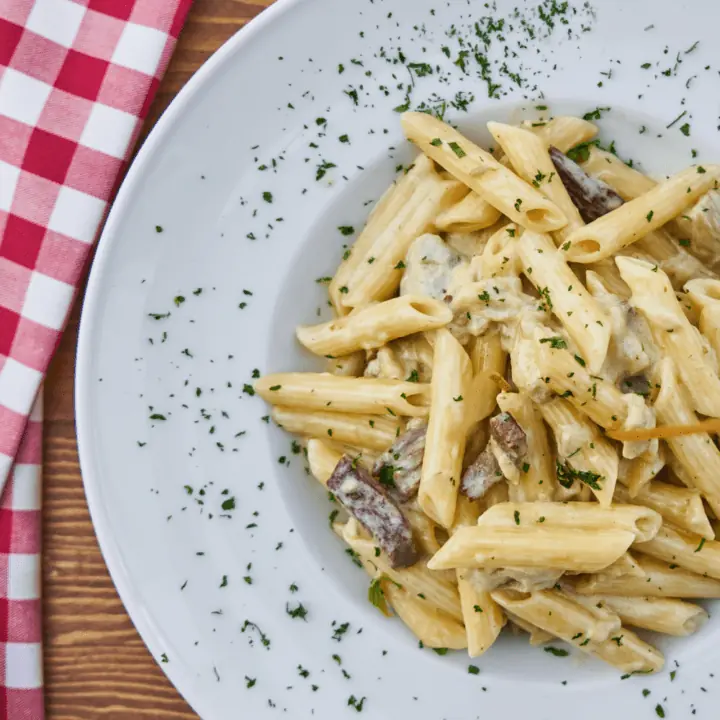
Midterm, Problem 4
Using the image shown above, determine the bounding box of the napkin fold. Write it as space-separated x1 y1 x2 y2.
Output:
0 0 194 715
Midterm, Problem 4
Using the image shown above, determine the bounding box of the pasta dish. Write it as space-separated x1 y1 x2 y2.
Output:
256 110 720 673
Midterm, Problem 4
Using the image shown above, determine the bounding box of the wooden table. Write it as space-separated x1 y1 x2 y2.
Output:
42 1 272 716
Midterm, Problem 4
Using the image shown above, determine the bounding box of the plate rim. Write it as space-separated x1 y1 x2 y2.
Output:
74 1 302 716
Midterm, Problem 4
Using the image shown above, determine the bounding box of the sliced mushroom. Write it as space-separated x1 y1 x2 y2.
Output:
328 456 419 568
373 425 427 503
549 146 624 222
619 374 651 397
460 446 505 500
489 412 528 468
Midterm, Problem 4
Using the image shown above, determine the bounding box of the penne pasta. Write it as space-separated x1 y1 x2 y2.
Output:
620 450 665 499
565 166 720 263
337 522 463 622
590 595 708 637
328 155 464 311
464 330 506 432
495 392 555 502
491 589 664 673
533 328 655 448
528 116 598 153
517 230 611 371
505 611 554 646
652 358 720 517
634 523 720 580
306 438 342 485
272 406 402 452
419 330 472 527
435 192 502 233
477 502 661 543
296 295 452 357
342 179 467 308
256 373 430 417
452 495 506 656
488 122 585 241
614 482 714 540
326 351 366 377
684 278 720 359
618 257 720 418
572 553 720 598
401 112 568 233
581 147 657 200
539 397 618 506
381 579 468 649
427 525 635 573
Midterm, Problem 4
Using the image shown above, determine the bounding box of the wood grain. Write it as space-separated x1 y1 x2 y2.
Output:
43 1 273 717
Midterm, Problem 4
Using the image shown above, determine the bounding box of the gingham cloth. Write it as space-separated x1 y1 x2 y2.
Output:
0 0 193 715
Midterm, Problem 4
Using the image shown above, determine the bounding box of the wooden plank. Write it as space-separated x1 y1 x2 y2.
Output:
43 1 274 715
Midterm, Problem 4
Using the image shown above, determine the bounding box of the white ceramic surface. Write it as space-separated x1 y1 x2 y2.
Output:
76 0 720 717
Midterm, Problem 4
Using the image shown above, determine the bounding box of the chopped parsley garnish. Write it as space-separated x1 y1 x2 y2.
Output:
368 578 389 614
406 370 419 382
332 622 350 641
468 665 480 675
582 106 610 121
316 160 336 180
695 537 706 552
348 695 366 712
514 510 521 525
646 210 654 222
574 355 586 367
433 648 449 656
556 461 602 491
448 141 466 158
286 602 308 621
544 647 569 657
539 336 567 349
532 170 546 187
655 705 665 719
514 198 523 212
566 140 599 163
262 191 273 203
680 123 691 137
478 290 491 304
378 465 396 488
430 137 443 146
394 261 406 269
245 676 256 688
538 286 553 311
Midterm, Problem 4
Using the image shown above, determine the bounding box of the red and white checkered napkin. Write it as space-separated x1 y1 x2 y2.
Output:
0 0 193 715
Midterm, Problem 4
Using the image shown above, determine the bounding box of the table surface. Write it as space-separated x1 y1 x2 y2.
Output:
43 1 272 716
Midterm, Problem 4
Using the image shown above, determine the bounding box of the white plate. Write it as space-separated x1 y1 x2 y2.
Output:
76 0 720 717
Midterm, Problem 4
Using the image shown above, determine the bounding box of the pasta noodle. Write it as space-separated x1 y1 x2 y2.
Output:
572 554 720 598
256 373 430 417
297 295 452 357
565 166 720 263
419 329 472 527
491 589 664 673
488 122 585 241
435 192 502 233
401 112 568 233
588 595 708 636
517 230 611 371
